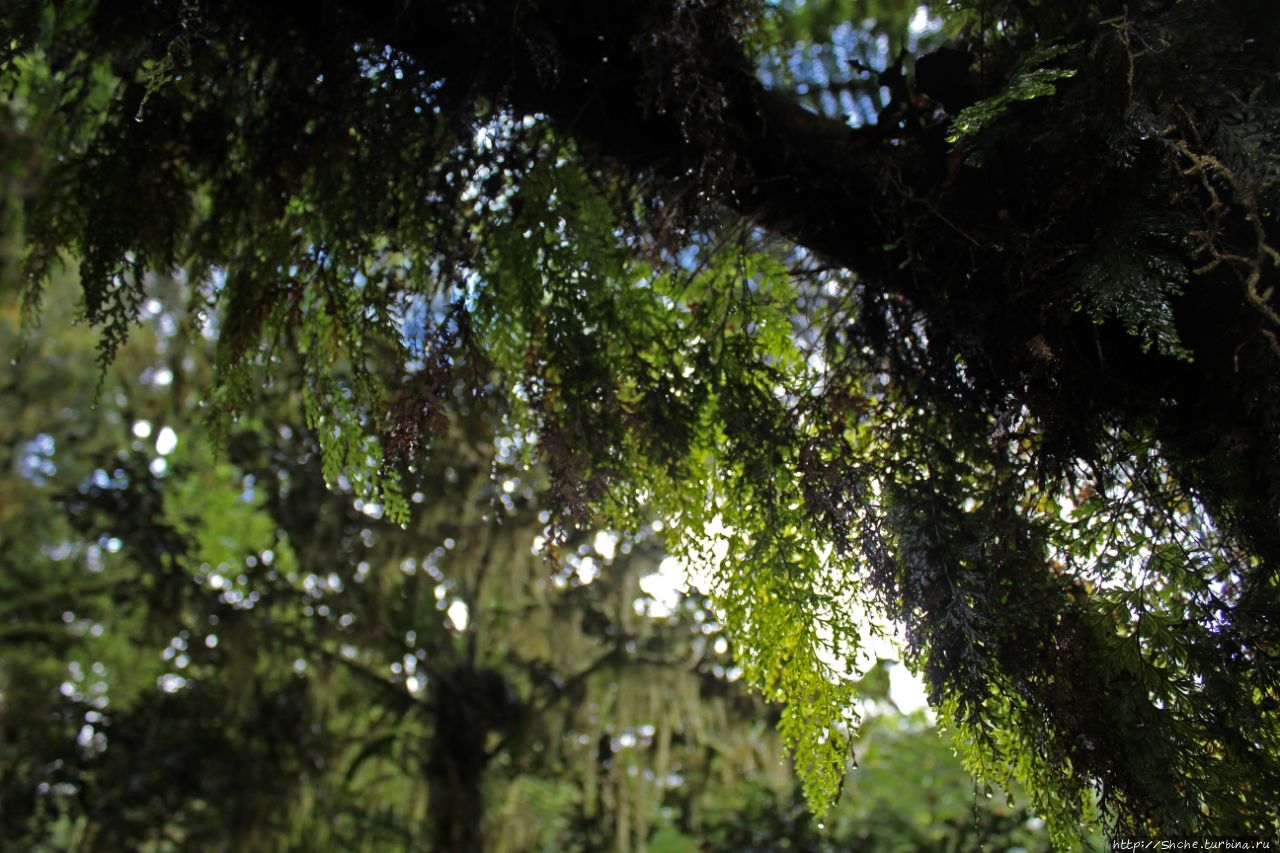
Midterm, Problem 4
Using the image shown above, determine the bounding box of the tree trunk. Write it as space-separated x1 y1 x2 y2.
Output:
426 665 519 850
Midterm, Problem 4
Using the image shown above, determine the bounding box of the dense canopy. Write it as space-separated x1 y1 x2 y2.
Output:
4 0 1279 841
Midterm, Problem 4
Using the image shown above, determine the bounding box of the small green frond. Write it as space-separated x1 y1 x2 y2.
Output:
948 46 1078 144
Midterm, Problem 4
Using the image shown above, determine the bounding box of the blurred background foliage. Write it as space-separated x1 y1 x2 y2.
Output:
757 0 952 123
4 0 1278 844
0 272 1062 849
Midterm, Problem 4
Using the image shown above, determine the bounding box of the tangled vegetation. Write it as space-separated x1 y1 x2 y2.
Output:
3 0 1278 841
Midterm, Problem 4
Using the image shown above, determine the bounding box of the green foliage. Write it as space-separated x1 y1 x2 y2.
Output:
0 276 775 849
0 273 1056 850
1077 236 1192 360
947 43 1078 144
4 0 1280 843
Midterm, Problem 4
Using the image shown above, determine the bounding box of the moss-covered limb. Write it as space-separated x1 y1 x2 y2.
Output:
356 0 1280 582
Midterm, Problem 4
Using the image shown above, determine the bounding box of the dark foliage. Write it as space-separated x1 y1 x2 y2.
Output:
4 0 1278 838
